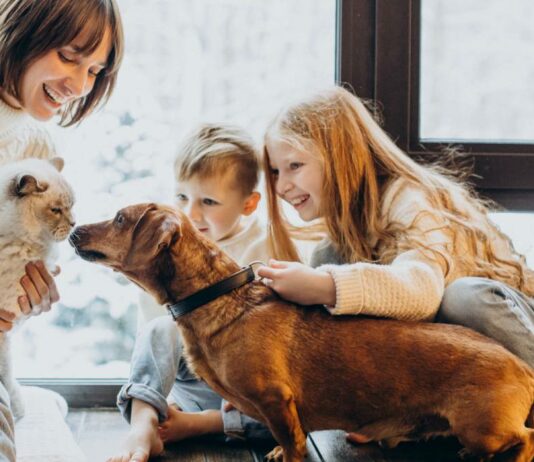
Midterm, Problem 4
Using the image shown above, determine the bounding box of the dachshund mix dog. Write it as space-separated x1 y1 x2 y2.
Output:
70 203 534 462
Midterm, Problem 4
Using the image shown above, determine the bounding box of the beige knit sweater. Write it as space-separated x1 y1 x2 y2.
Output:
0 99 56 165
312 178 516 321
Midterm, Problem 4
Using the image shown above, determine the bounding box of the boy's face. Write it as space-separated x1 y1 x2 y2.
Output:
175 172 258 243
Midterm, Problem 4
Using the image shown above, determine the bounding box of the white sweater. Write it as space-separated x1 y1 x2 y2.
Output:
313 178 519 322
0 99 56 164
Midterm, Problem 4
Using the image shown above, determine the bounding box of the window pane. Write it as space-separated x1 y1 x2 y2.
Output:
13 0 336 379
420 0 534 143
489 213 534 267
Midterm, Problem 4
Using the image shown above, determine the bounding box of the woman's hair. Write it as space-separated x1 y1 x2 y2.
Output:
175 123 260 197
0 0 124 126
264 85 534 296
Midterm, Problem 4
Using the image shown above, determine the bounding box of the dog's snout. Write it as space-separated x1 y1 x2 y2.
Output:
68 226 86 247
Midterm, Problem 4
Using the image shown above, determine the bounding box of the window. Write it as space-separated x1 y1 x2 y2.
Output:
339 0 534 209
13 0 336 402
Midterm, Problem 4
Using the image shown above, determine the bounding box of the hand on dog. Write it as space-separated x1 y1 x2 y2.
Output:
257 260 336 306
18 261 60 317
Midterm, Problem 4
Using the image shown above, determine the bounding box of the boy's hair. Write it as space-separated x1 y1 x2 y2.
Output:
0 0 124 126
264 86 534 296
175 124 260 197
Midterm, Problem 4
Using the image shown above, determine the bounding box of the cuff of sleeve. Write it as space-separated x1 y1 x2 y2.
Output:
117 383 169 424
221 399 246 441
318 264 365 315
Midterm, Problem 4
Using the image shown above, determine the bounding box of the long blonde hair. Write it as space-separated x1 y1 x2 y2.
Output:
263 86 534 296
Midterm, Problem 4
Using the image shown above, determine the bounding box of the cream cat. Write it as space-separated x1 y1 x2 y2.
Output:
0 157 75 420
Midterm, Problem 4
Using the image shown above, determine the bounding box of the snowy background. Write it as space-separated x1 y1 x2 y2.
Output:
12 0 534 378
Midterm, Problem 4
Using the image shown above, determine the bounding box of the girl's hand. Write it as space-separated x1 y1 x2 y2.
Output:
18 261 60 317
257 260 336 306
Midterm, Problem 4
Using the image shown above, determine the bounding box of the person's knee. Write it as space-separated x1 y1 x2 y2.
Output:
438 277 499 326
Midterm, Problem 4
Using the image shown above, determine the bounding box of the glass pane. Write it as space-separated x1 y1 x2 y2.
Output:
489 213 534 267
12 0 336 379
420 0 534 143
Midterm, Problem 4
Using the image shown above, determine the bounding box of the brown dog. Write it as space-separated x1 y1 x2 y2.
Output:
70 203 534 462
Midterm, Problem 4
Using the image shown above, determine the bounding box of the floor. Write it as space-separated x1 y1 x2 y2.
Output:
66 408 467 461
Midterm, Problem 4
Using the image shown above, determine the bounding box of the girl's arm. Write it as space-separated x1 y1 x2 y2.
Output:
258 250 444 321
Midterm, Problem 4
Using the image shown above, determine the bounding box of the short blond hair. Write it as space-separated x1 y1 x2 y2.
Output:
175 124 260 196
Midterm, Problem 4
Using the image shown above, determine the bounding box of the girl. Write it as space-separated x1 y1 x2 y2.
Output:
0 0 123 458
258 85 534 370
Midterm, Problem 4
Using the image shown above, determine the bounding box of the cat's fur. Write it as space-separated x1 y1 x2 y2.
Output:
0 157 75 419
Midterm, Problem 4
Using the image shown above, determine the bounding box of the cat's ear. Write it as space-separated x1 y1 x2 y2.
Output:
12 174 48 197
49 157 64 172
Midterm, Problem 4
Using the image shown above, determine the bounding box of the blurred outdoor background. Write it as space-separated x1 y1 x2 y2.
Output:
12 0 534 378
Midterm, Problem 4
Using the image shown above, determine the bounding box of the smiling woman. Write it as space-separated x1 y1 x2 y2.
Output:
0 0 123 125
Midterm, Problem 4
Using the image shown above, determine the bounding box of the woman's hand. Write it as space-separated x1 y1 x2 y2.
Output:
0 309 15 332
18 261 60 317
257 260 336 306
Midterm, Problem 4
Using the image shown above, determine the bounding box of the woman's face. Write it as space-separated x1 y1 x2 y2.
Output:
4 26 111 121
266 134 324 222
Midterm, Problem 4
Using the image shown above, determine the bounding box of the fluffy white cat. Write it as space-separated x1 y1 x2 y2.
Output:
0 157 75 420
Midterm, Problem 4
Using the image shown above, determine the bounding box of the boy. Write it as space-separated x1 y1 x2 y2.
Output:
110 124 272 462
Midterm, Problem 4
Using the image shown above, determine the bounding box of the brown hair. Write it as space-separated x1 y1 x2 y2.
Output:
175 124 260 197
264 86 534 296
0 0 124 126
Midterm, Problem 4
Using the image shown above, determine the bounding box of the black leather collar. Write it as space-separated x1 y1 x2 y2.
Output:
167 265 256 320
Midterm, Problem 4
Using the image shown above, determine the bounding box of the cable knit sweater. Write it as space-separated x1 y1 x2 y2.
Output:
0 98 56 165
311 178 516 322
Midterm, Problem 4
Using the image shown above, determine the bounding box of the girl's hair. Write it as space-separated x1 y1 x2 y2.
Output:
264 86 534 296
0 0 124 126
175 124 260 197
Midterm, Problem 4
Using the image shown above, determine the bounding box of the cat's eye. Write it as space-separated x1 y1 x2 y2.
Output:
50 207 62 215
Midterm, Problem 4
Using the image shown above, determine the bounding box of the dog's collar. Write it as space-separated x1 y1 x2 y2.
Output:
166 265 256 320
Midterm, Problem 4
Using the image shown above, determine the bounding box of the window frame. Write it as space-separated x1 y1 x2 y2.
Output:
337 0 534 210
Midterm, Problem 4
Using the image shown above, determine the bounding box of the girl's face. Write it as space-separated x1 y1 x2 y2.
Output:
266 135 324 222
4 26 111 121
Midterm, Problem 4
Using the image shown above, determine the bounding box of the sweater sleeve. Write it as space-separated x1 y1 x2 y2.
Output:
318 249 445 321
317 182 450 321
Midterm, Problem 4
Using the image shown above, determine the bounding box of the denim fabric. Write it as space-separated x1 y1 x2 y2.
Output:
437 277 534 368
117 315 272 441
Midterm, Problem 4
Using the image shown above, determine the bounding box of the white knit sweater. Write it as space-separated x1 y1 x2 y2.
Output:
0 99 56 165
312 178 517 322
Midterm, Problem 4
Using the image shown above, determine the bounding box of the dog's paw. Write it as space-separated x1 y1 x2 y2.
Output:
264 446 284 461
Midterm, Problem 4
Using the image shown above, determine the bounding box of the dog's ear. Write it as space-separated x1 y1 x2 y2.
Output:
48 157 64 172
126 208 181 267
11 174 48 197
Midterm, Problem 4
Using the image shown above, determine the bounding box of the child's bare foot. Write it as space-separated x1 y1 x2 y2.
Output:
107 419 164 462
158 405 224 443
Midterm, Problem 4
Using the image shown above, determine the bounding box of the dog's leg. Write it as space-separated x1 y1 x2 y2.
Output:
256 384 307 462
451 387 534 462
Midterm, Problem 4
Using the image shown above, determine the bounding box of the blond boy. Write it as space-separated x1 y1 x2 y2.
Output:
111 124 272 462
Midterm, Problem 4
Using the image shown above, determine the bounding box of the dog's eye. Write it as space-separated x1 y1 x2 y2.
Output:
115 214 124 225
50 207 62 215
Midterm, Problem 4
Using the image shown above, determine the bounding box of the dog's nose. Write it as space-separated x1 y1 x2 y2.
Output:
68 229 81 247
